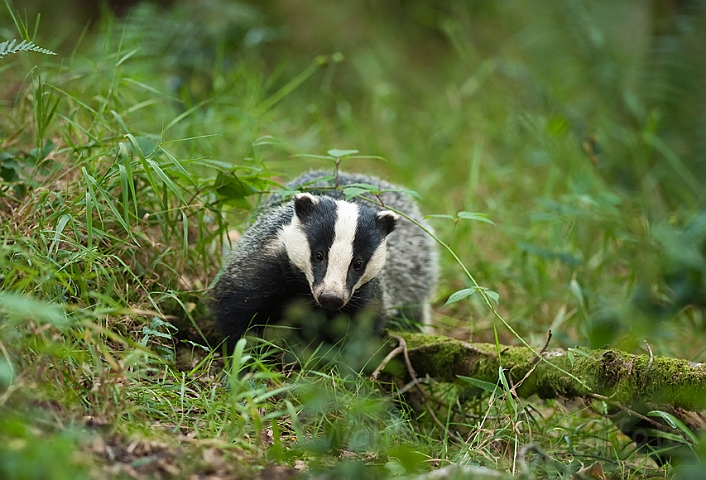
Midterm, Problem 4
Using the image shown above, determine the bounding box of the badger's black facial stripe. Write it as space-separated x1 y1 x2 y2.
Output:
352 213 386 265
295 197 337 286
299 198 337 258
347 208 389 290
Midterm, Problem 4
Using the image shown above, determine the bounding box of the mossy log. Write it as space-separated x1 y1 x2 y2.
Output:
393 331 706 413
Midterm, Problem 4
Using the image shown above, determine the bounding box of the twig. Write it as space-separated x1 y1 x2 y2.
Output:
534 330 553 364
397 378 418 395
388 334 418 379
627 354 636 376
510 330 552 395
581 397 624 419
386 334 464 443
373 193 387 208
423 398 464 444
334 158 340 187
460 341 497 358
370 341 404 380
642 340 654 390
588 393 670 432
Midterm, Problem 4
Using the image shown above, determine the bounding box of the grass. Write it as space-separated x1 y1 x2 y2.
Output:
1 0 705 478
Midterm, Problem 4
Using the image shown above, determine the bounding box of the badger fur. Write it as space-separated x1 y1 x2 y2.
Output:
211 170 437 350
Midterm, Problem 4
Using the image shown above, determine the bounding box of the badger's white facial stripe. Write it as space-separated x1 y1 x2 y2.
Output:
353 240 388 291
313 200 358 303
279 213 314 285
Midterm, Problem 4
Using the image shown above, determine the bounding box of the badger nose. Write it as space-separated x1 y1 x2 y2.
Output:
317 292 345 310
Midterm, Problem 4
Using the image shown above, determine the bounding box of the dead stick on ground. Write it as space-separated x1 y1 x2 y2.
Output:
379 334 464 444
510 330 553 396
370 342 404 380
642 340 654 390
589 393 670 432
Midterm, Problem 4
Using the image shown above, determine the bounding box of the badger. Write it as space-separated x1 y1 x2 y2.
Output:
211 170 437 351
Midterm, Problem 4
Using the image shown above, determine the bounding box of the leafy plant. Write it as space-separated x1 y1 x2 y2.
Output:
0 38 55 58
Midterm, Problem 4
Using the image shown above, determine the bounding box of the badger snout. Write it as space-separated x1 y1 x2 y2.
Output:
316 291 347 310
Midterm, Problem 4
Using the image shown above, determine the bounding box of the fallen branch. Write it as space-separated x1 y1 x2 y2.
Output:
391 331 706 412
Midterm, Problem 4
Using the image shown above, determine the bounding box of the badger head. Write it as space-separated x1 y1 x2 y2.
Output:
279 193 397 310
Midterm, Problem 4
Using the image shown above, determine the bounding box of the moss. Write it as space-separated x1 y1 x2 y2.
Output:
394 331 706 411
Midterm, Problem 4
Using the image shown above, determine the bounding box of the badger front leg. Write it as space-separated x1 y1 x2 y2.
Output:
211 257 293 353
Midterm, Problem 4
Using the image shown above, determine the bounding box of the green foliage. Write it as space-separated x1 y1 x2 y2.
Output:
0 38 56 58
0 0 704 477
0 415 90 480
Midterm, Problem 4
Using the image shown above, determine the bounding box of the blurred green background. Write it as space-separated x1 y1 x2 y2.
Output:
4 0 706 355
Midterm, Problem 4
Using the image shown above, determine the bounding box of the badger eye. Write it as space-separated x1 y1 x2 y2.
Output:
352 259 364 271
314 251 325 262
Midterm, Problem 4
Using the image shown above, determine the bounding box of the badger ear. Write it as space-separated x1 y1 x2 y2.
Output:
293 193 319 219
377 210 398 236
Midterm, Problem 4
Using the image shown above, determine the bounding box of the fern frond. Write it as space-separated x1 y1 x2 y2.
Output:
0 39 57 59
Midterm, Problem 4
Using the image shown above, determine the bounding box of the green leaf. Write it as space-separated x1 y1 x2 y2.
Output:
0 39 56 58
50 214 71 255
346 182 380 192
569 279 584 307
0 358 14 390
83 168 140 245
142 326 172 339
230 338 248 371
110 110 131 135
116 47 139 67
291 153 334 160
425 214 456 221
119 142 138 219
444 286 499 306
147 159 188 205
457 375 500 394
648 411 699 443
387 445 427 474
126 133 163 209
327 149 359 158
567 347 592 358
161 148 194 185
485 290 500 304
457 211 495 225
181 210 189 257
498 366 518 417
130 135 160 159
342 187 370 200
150 317 177 331
444 288 476 306
395 187 422 199
85 189 94 251
118 163 131 225
214 173 254 200
0 293 67 326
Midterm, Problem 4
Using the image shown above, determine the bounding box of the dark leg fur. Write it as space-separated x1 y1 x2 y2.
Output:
212 257 307 353
212 264 387 354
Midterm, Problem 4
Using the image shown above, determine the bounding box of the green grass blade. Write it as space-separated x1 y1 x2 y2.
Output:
83 167 140 246
147 159 187 205
126 133 163 208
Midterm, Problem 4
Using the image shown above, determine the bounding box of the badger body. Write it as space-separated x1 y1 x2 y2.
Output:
211 170 437 350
